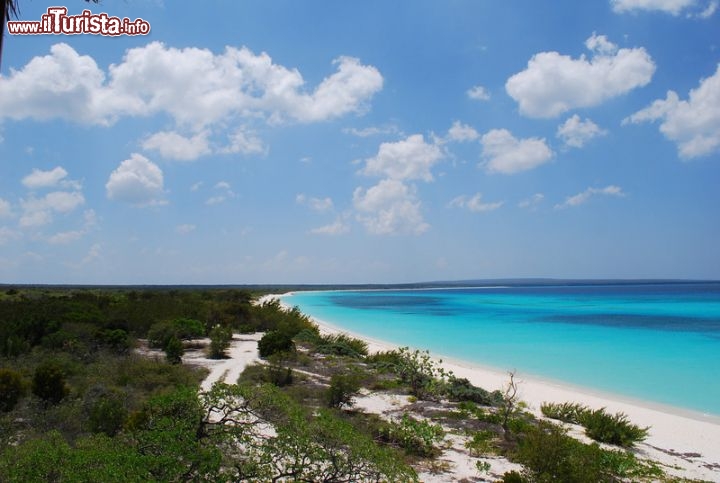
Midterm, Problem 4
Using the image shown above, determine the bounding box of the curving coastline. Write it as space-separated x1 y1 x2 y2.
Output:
264 292 720 481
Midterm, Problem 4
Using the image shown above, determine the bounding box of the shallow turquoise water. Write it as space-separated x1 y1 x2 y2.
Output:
284 283 720 415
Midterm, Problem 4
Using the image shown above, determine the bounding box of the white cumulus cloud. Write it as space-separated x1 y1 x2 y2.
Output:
19 191 85 227
506 34 655 118
0 42 383 142
296 194 334 212
467 85 491 101
361 134 443 182
449 193 504 212
221 128 267 156
555 185 625 209
557 115 608 148
22 166 69 189
447 121 480 143
106 153 165 206
623 64 720 158
481 129 554 174
610 0 714 16
310 219 350 236
142 131 211 161
353 179 428 235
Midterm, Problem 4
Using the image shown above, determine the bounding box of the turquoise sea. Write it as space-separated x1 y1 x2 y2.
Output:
283 282 720 416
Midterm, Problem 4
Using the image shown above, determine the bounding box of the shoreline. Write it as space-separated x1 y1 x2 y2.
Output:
264 293 720 479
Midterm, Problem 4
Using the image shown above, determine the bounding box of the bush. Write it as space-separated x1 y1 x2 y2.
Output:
0 368 25 412
578 408 649 447
32 361 68 405
172 318 205 340
313 333 368 358
394 347 449 400
326 372 362 408
541 402 649 447
258 330 294 358
500 470 526 483
239 363 294 387
88 392 127 437
208 325 232 359
446 376 503 406
540 401 586 423
378 413 444 457
365 350 402 372
165 336 184 365
515 420 660 482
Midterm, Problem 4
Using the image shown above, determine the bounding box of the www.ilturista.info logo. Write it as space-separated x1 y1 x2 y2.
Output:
7 7 150 36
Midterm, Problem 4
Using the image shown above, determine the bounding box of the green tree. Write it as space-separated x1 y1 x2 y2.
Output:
257 330 294 358
326 371 361 409
164 335 184 364
32 361 68 405
0 368 24 411
208 325 232 359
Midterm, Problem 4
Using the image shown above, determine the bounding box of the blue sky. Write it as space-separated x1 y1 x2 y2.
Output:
1 0 719 284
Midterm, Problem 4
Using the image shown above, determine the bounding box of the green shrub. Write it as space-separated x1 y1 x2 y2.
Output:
542 402 649 448
540 401 586 423
365 350 402 372
258 330 294 358
577 408 649 447
96 328 131 353
466 429 499 456
515 420 660 482
313 333 368 358
239 363 294 387
0 368 25 412
500 470 526 483
326 372 362 408
378 413 444 457
32 361 68 405
394 347 450 400
165 336 184 365
208 325 232 359
88 392 127 437
171 318 205 339
446 376 503 406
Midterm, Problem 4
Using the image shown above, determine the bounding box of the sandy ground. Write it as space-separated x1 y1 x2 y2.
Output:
262 293 720 482
183 333 265 391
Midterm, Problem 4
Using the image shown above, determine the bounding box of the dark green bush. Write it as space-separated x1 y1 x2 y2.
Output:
541 402 649 447
32 361 68 405
515 420 660 482
500 470 527 483
239 363 294 387
0 368 25 411
88 392 127 437
165 336 184 365
326 372 362 408
445 376 503 406
208 325 232 359
365 350 402 371
377 413 444 457
578 408 649 447
313 333 368 358
258 330 294 358
540 401 586 423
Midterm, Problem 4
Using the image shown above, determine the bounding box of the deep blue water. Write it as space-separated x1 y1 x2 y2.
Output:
284 283 720 415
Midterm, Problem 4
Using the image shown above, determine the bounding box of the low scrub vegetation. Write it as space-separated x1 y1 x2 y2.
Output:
541 402 650 447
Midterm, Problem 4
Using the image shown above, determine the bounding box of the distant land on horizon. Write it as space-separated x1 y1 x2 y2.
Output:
1 278 718 292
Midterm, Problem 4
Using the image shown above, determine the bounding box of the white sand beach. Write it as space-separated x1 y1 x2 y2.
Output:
260 293 720 482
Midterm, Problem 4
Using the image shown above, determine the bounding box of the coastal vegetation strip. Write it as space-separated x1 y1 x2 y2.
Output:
0 287 710 481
